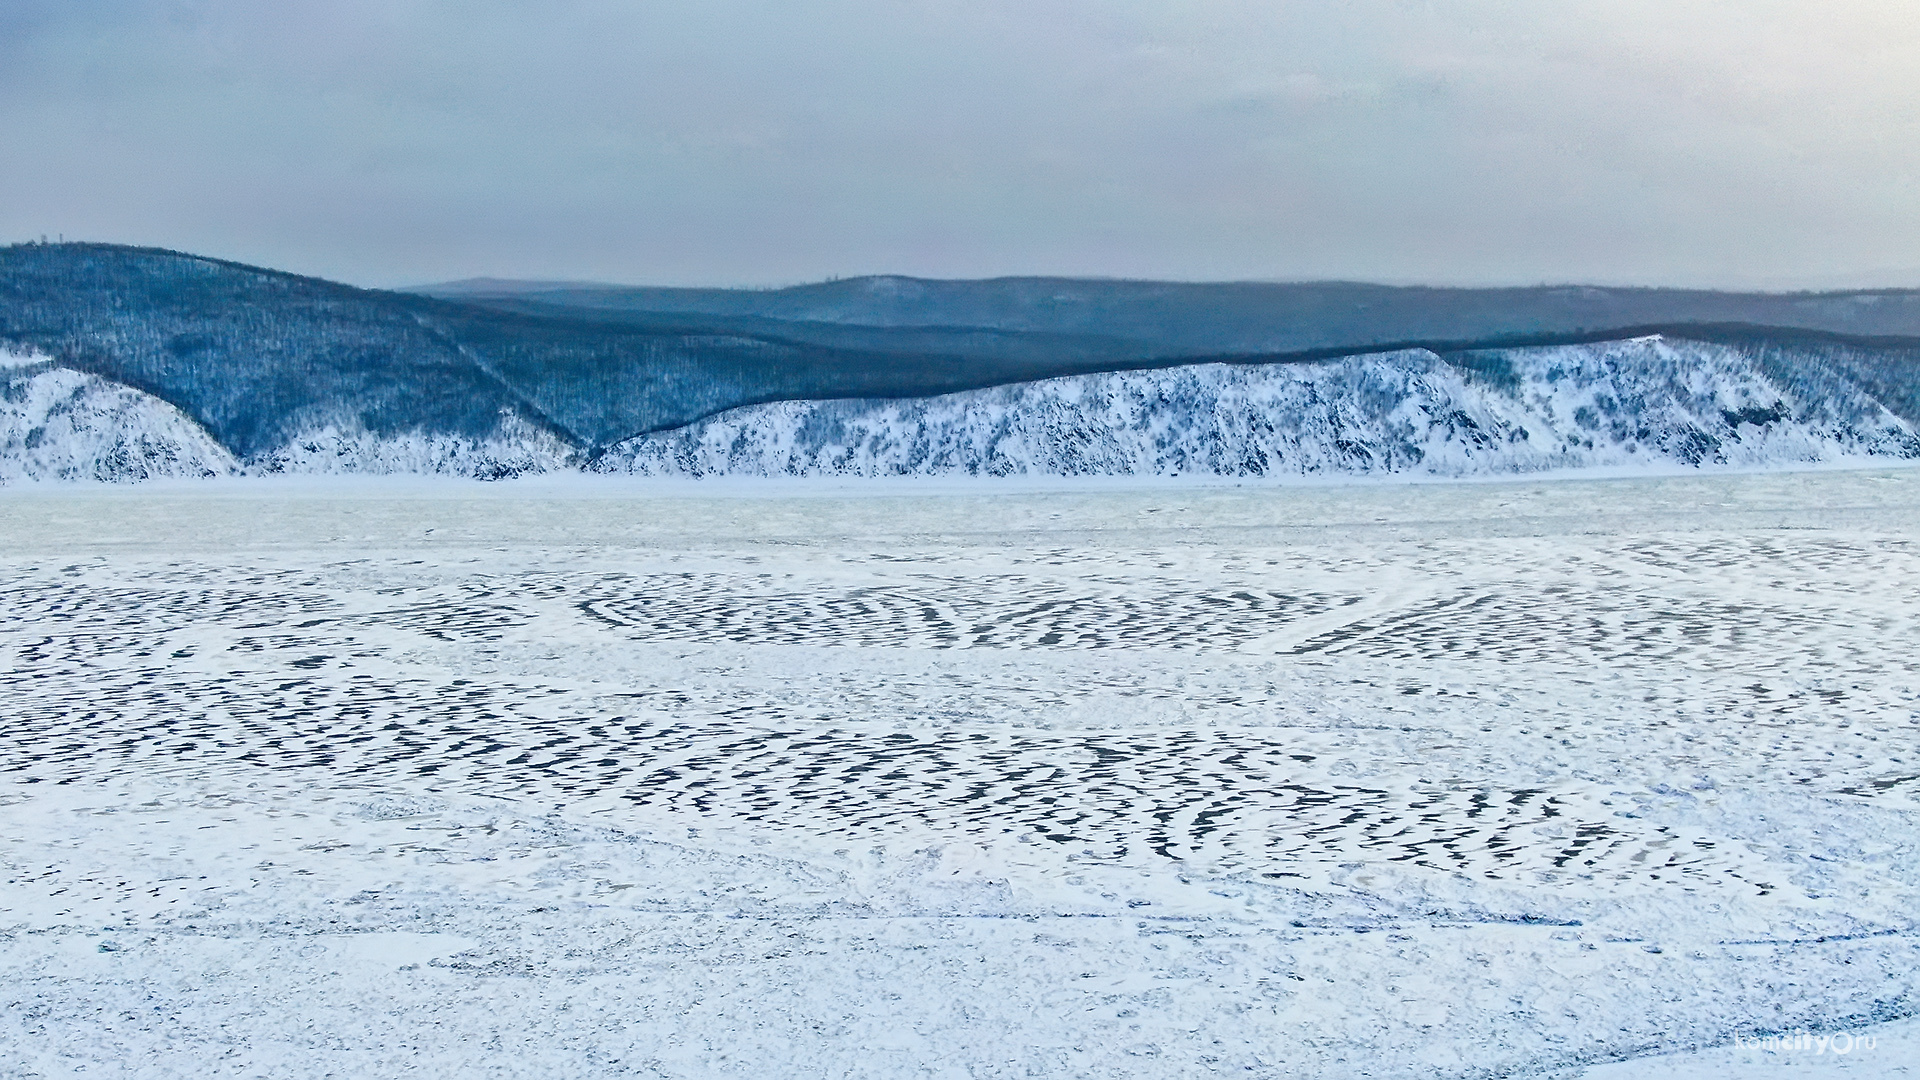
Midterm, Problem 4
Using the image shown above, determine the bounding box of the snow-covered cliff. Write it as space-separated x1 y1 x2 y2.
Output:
1 355 236 483
1 349 577 483
598 337 1920 478
5 337 1917 483
248 412 576 480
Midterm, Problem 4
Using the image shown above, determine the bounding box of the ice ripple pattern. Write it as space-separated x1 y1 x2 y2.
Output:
5 533 1917 898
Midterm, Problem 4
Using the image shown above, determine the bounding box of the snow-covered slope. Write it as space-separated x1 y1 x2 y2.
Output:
249 412 576 480
6 337 1918 482
0 355 236 483
0 351 574 484
599 337 1920 478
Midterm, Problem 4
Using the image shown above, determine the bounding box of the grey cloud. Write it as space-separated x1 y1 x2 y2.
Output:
0 0 1915 288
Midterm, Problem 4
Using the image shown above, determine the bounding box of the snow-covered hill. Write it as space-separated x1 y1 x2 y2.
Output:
1 349 577 483
5 337 1918 483
599 337 1920 477
248 412 576 480
0 354 236 483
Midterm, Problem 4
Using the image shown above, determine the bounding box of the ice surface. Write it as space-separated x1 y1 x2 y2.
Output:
2 469 1918 1077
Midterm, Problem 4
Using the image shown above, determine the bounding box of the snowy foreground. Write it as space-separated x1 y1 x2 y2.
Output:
3 470 1920 1078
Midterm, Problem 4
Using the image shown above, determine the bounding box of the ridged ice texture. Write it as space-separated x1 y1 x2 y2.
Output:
0 357 236 484
600 337 1920 478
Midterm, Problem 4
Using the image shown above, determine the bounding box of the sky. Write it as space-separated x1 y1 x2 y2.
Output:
2 0 1917 290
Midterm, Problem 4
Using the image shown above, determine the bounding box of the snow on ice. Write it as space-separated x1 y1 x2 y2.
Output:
2 470 1918 1077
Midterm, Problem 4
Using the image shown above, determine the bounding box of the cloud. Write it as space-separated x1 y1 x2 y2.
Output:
0 0 1915 288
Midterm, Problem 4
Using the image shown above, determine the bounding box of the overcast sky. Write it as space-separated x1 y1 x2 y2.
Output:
2 0 1916 289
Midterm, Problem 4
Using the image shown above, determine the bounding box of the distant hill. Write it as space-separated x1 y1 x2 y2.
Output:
416 274 1920 354
3 242 1919 481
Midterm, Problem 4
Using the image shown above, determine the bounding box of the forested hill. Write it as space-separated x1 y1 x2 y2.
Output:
3 242 1920 479
0 243 1211 457
420 273 1920 355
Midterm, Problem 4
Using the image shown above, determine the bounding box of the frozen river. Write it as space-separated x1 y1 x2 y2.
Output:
3 470 1919 1078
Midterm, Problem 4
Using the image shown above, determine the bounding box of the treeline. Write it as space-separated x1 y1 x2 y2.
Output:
4 243 1918 464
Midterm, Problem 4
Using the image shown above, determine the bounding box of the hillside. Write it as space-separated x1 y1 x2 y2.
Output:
0 244 1200 458
3 242 1919 481
602 337 1920 478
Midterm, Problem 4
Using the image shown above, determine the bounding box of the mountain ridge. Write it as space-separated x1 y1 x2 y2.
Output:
3 243 1919 481
414 273 1920 353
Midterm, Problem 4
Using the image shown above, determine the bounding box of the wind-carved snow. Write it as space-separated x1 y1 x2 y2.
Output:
600 337 1920 477
0 355 236 484
254 410 576 480
5 477 1920 1076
